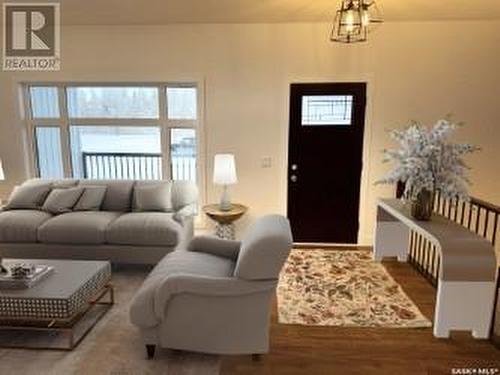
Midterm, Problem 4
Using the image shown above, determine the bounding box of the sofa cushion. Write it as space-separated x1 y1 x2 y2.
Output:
4 183 52 210
171 181 198 211
133 181 173 212
38 211 122 245
0 210 53 243
79 180 134 212
51 179 80 189
106 212 181 246
23 179 79 189
42 187 84 214
134 184 172 212
73 186 107 211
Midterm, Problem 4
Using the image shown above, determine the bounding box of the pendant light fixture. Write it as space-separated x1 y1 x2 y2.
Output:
330 0 383 43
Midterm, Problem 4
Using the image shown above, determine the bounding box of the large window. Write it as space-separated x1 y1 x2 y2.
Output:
25 84 200 182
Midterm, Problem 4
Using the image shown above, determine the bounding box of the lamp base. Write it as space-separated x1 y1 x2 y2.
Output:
219 185 232 211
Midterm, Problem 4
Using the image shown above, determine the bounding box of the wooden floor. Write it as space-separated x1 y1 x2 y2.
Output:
220 253 500 375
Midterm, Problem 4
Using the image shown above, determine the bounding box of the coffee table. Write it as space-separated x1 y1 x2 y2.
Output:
0 259 113 350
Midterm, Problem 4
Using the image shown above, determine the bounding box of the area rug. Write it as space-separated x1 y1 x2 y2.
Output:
277 249 432 328
0 266 220 375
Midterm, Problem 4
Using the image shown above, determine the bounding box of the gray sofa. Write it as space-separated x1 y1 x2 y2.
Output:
129 215 293 356
0 179 198 264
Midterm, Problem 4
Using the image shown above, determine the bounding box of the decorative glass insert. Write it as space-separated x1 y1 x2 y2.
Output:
66 87 159 119
30 87 60 119
35 127 64 178
70 126 162 179
167 87 197 120
301 95 353 126
170 128 196 181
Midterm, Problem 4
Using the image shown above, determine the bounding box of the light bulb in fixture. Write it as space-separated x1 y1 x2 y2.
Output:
344 9 356 32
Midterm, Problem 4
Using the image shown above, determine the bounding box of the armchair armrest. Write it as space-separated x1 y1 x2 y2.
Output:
154 275 277 322
130 274 276 329
187 235 241 260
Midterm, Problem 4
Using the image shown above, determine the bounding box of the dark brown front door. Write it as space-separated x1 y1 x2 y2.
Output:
287 82 367 243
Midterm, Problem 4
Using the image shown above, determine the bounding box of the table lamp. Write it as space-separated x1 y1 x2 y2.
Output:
213 154 237 211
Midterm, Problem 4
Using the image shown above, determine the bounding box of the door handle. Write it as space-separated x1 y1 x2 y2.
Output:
290 175 297 182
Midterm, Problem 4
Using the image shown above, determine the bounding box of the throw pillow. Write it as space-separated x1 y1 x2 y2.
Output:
42 187 84 214
73 186 107 211
4 183 52 210
134 184 172 212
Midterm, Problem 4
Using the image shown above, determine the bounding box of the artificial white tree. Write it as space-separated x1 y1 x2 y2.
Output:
378 119 478 202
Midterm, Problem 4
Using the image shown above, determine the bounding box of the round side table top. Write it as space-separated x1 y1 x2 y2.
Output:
202 203 248 225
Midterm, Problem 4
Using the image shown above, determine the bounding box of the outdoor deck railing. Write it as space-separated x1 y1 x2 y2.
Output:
82 152 196 181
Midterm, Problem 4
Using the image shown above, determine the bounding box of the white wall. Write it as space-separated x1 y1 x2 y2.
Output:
1 21 499 244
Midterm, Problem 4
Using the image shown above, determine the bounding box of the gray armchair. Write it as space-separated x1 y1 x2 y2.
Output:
129 214 293 357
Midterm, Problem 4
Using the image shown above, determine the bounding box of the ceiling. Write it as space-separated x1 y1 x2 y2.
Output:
8 0 500 25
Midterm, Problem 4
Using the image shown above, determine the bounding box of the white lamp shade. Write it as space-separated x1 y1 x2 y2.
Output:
213 154 237 185
0 159 4 181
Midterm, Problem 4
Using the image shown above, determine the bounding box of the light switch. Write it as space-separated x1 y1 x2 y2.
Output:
261 157 272 168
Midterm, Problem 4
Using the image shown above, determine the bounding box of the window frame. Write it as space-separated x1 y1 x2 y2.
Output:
22 82 205 194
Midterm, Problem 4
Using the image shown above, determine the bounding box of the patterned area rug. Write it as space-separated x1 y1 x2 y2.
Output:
277 250 432 328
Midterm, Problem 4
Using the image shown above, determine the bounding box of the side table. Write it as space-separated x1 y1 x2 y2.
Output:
202 203 248 240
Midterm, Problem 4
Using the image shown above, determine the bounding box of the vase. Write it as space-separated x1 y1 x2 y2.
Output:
411 189 434 221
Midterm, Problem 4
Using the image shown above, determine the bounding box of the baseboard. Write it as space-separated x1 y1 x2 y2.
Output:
293 243 373 251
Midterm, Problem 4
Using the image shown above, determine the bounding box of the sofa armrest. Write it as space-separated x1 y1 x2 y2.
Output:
173 203 197 224
187 235 241 260
130 274 276 329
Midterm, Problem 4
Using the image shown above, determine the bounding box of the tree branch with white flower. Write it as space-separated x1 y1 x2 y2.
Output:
377 119 479 201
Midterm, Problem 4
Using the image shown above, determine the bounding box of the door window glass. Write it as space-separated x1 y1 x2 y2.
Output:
301 95 353 126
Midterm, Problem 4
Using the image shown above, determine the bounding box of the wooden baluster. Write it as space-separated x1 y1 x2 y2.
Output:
453 198 459 222
434 255 441 287
425 241 432 277
468 204 474 230
408 231 415 265
475 207 482 235
429 244 435 279
415 235 422 272
492 213 499 246
460 201 467 226
483 210 490 239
